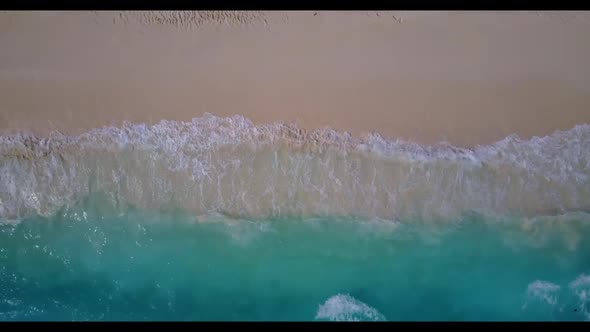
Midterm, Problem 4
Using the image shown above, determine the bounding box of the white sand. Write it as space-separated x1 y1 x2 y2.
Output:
1 11 590 146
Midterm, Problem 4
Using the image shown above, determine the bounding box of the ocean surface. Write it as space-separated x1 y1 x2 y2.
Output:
1 115 590 321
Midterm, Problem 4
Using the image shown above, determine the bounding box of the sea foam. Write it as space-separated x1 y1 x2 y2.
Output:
1 114 589 221
316 294 385 321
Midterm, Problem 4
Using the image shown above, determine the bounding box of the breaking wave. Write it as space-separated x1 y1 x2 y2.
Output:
1 114 589 221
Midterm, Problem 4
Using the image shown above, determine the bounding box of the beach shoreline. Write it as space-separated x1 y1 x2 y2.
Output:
1 11 590 147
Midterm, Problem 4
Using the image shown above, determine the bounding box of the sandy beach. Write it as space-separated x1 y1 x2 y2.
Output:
1 11 590 147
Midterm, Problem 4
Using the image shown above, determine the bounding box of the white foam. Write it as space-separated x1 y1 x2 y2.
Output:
525 280 561 306
1 114 589 221
523 274 590 320
569 274 590 320
569 273 590 290
315 294 386 321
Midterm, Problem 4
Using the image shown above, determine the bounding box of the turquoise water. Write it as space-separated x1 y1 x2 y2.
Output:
1 117 590 321
1 195 589 321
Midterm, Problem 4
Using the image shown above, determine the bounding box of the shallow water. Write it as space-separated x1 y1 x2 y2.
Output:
1 196 589 321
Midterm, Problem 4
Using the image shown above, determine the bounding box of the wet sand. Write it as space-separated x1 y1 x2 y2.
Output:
1 11 590 147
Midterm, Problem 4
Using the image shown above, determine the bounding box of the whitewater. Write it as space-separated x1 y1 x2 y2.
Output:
1 114 589 321
1 114 589 222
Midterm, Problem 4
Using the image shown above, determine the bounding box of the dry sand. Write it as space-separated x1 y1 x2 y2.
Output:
1 11 590 147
